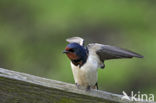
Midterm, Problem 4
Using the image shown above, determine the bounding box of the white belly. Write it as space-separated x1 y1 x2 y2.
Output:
71 55 100 87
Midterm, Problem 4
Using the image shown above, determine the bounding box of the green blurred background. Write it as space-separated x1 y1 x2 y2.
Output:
0 0 156 96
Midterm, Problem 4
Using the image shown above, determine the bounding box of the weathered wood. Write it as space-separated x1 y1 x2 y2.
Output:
0 68 155 103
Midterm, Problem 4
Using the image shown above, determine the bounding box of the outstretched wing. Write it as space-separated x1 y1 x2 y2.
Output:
87 43 143 62
66 37 84 46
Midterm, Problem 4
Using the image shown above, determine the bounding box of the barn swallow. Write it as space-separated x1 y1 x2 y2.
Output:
63 37 143 90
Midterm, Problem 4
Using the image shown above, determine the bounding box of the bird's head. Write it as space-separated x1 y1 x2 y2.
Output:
63 43 88 67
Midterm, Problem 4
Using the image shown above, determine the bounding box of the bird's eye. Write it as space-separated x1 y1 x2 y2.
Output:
69 49 74 52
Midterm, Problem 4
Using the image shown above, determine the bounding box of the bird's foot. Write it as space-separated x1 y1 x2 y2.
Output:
75 83 80 89
86 85 91 91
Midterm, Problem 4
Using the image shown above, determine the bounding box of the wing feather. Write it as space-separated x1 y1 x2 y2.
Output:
66 37 84 46
87 43 143 62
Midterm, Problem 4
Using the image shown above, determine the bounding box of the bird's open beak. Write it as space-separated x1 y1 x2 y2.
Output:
63 50 69 53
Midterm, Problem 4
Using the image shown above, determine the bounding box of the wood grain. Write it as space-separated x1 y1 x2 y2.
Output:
0 68 155 103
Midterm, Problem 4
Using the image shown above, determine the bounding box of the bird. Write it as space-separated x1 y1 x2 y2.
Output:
63 37 143 90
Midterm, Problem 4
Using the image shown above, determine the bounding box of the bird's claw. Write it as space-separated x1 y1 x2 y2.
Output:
86 85 91 91
75 83 80 89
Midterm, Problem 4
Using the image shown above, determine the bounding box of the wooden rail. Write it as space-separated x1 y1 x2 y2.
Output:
0 68 155 103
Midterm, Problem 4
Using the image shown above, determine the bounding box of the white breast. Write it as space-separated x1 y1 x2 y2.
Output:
71 53 101 87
